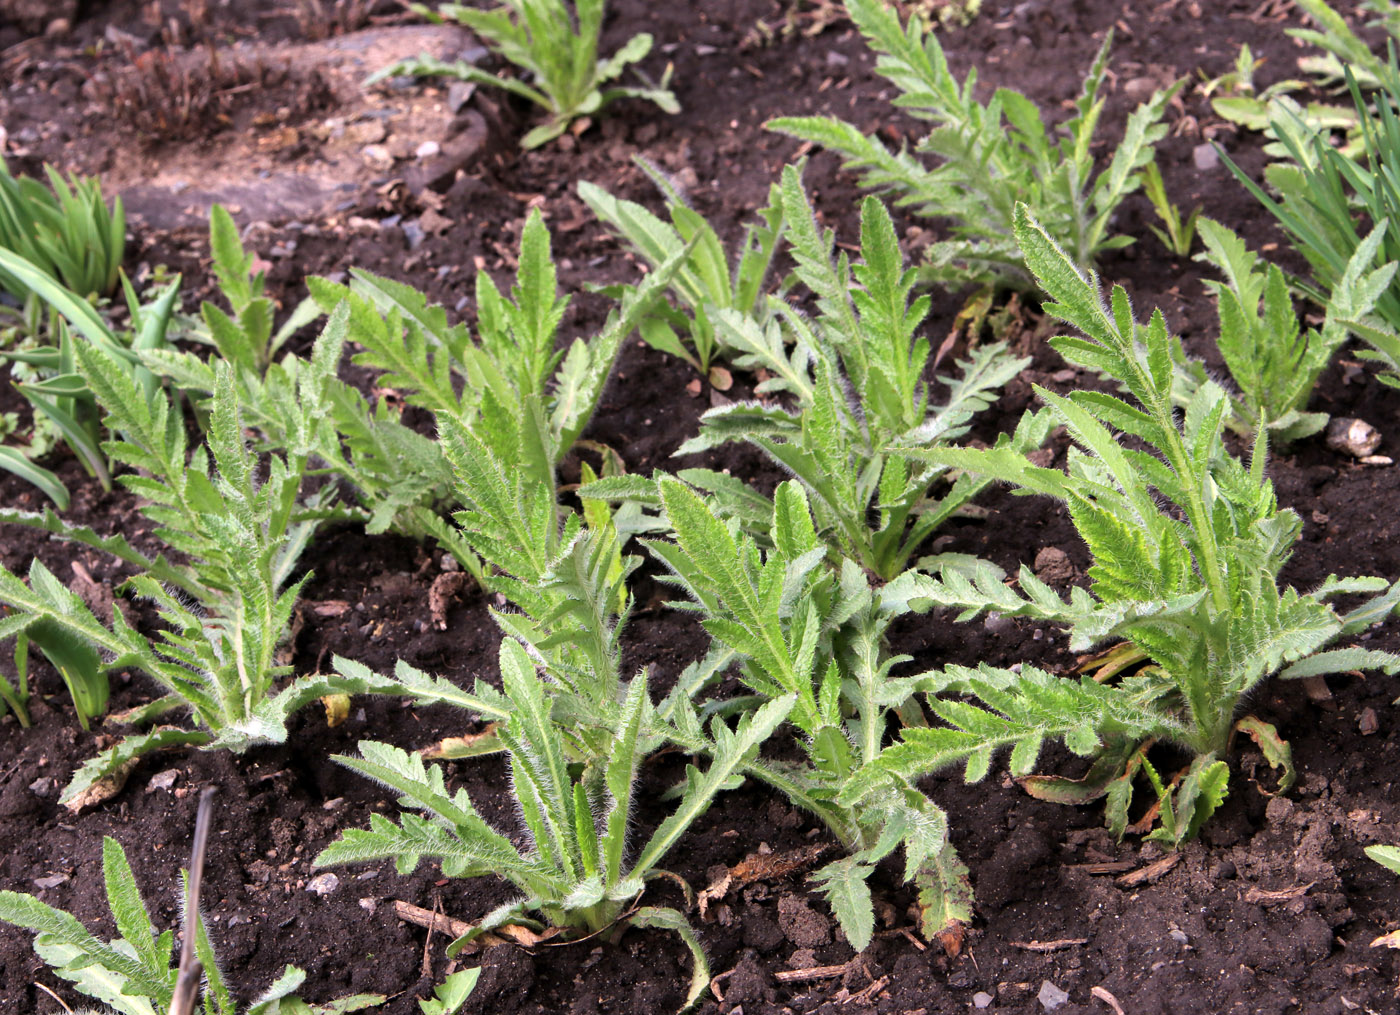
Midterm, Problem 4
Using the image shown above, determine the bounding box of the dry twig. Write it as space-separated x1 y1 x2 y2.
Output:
1115 853 1180 888
1092 984 1128 1014
1010 937 1090 953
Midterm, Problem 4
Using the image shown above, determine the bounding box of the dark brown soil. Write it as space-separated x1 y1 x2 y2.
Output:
3 1 1400 1014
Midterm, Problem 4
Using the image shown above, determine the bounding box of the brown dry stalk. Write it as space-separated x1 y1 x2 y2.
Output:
1091 984 1128 1015
773 963 850 983
1242 881 1314 905
1010 937 1090 953
1115 853 1181 888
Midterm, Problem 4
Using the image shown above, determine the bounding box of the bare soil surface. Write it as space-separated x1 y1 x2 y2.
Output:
2 1 1399 1013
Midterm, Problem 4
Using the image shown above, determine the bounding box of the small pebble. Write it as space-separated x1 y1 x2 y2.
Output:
346 120 387 144
1326 417 1382 458
307 873 340 896
1038 980 1070 1011
1193 142 1219 171
1123 76 1158 101
415 140 441 160
984 612 1013 635
146 769 179 792
361 144 394 171
1169 927 1189 945
1359 708 1379 735
34 874 69 889
973 991 995 1009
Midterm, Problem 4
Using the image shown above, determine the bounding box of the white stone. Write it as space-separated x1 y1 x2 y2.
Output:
146 769 179 792
307 873 340 896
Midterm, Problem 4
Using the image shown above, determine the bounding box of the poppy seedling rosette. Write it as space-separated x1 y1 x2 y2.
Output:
862 204 1400 844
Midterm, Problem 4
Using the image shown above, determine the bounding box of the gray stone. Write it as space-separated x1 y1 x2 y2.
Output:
448 81 477 113
973 992 995 1009
146 769 179 792
1037 980 1070 1011
1193 143 1220 171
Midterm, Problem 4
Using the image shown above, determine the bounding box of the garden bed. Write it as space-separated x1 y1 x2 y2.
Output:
1 1 1399 1013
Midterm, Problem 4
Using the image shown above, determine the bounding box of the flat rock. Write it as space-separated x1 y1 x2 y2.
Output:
116 25 484 230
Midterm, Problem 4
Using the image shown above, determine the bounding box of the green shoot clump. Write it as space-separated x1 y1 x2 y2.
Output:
372 0 678 149
0 250 179 510
579 159 785 387
317 641 792 1012
651 477 974 950
853 204 1400 844
0 825 382 1014
586 167 1045 581
1173 216 1390 443
1222 50 1400 388
768 0 1179 291
0 308 402 808
0 159 124 301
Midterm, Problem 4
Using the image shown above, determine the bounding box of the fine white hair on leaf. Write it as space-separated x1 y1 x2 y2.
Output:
635 155 692 207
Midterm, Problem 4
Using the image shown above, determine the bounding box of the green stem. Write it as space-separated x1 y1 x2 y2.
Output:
0 673 29 727
1147 390 1231 614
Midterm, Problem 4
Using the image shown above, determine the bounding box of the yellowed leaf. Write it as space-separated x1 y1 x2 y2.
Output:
322 694 351 727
